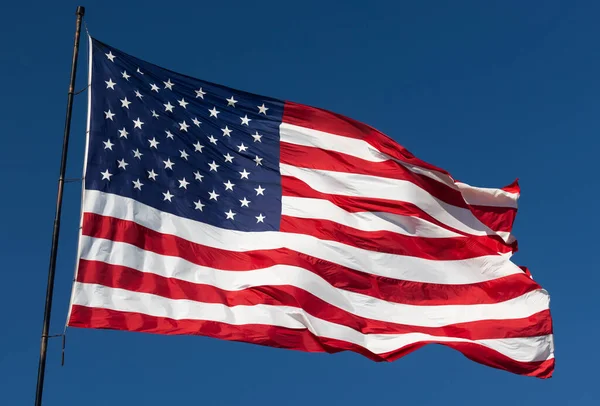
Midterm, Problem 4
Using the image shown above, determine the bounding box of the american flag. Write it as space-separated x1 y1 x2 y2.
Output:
67 37 554 378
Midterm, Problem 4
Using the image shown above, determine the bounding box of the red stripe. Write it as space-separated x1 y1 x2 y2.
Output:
280 216 512 258
502 179 521 194
81 213 538 306
76 259 552 340
281 176 517 252
283 101 449 174
470 205 517 233
69 305 554 378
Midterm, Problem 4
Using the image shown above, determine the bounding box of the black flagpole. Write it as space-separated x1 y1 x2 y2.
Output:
34 6 85 406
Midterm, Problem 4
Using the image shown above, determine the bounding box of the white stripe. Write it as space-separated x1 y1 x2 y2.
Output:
455 182 519 208
280 123 517 209
280 122 389 162
80 236 549 328
282 196 461 238
281 164 496 237
72 282 554 362
83 191 525 284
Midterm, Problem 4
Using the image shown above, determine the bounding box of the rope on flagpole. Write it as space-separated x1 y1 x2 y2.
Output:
74 85 89 95
59 18 94 378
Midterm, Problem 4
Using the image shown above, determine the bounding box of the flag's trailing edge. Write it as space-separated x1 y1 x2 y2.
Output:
66 36 554 379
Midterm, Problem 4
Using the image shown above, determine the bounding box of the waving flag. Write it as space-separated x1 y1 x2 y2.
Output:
67 37 554 378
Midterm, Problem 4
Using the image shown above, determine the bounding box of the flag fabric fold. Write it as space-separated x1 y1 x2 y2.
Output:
67 36 554 378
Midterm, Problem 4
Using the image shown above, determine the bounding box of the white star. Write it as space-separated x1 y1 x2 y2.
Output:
164 102 175 112
208 135 218 145
209 190 219 201
164 79 174 90
136 67 144 75
192 117 201 127
105 79 116 90
180 149 189 160
237 143 248 152
208 161 219 172
132 178 143 190
209 107 220 118
251 132 262 142
221 126 232 137
103 139 114 150
163 158 175 170
195 88 206 98
151 110 159 118
223 180 235 191
118 127 128 138
104 109 115 120
163 190 174 202
121 70 131 81
226 96 238 107
179 121 190 132
150 83 160 92
133 149 143 159
240 115 251 126
223 153 234 163
255 213 266 223
178 98 189 109
120 97 131 109
257 104 269 115
194 171 204 182
255 185 265 195
165 130 174 140
254 155 263 166
134 90 144 99
178 177 190 189
117 158 128 170
225 209 236 220
240 197 250 207
105 51 116 62
239 169 250 179
133 118 144 129
148 137 160 149
101 169 112 181
147 169 158 180
194 200 205 211
193 141 204 152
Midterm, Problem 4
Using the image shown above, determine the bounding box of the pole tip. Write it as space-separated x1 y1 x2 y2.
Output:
76 6 85 16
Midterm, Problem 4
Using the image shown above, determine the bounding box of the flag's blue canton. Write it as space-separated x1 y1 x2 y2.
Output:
87 39 284 232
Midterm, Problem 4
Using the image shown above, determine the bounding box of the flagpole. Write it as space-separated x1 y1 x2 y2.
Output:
34 6 85 406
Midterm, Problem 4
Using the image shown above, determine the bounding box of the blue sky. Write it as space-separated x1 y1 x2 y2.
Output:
1 0 598 404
